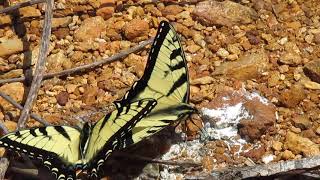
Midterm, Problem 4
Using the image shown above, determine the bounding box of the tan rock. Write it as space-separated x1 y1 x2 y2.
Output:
4 120 17 132
19 6 41 18
284 42 300 54
191 76 214 85
285 131 320 157
279 65 289 73
202 156 214 171
303 60 320 84
43 113 63 124
51 17 73 28
123 53 145 77
0 112 3 121
272 141 283 151
123 19 149 42
53 28 70 40
99 0 114 6
244 145 266 161
301 129 317 140
46 51 71 73
216 48 230 58
74 16 106 42
106 28 121 41
185 115 203 138
82 85 98 106
0 15 12 25
192 1 257 27
314 33 320 44
0 69 23 79
292 115 311 130
161 5 183 16
286 21 301 30
190 85 200 94
227 44 241 55
268 71 281 87
97 7 114 20
0 37 24 57
302 80 320 90
186 44 201 53
0 147 5 157
279 52 302 65
65 84 78 94
174 23 195 38
0 82 24 110
290 126 301 133
279 85 306 108
281 150 295 160
213 49 269 80
316 126 320 135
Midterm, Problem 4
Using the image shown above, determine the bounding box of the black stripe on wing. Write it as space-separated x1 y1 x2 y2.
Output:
54 126 71 140
167 73 187 96
86 99 157 178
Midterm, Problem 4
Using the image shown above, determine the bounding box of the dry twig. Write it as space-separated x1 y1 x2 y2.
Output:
0 122 8 134
0 38 154 85
212 156 320 179
0 158 9 179
0 77 24 84
9 167 38 178
43 38 154 78
0 92 49 126
17 0 54 130
114 152 201 167
0 0 45 14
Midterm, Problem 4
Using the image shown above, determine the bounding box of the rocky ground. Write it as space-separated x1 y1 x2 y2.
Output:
0 0 320 179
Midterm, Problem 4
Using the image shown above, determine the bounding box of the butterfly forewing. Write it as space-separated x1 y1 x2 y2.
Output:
118 21 194 143
120 21 190 105
0 126 81 179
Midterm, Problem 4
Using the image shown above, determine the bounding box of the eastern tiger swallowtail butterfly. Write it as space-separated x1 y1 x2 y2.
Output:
0 21 195 180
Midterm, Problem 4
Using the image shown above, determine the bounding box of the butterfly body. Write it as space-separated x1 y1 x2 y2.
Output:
0 21 195 179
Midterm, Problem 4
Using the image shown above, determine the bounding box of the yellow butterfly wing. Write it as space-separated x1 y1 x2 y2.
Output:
0 126 81 179
84 98 157 178
117 21 194 144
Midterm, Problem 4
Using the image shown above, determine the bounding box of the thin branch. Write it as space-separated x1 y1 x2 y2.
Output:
0 158 9 179
44 38 154 78
0 38 154 85
0 92 49 126
121 0 205 8
0 0 45 14
0 77 24 85
212 155 320 179
17 0 54 130
114 152 201 167
9 167 38 178
0 122 9 134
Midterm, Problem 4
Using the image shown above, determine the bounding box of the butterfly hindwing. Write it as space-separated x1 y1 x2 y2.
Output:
84 98 157 178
